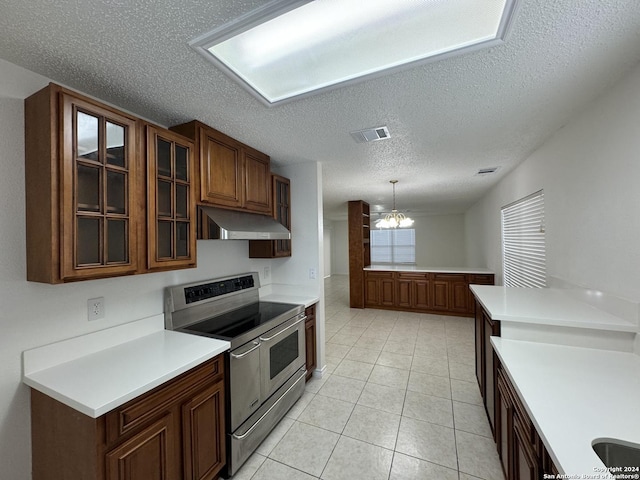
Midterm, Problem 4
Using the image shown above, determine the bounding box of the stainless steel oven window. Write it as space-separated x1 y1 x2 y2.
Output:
269 331 299 379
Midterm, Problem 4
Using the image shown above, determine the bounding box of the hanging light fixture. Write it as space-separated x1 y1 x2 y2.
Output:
376 180 414 228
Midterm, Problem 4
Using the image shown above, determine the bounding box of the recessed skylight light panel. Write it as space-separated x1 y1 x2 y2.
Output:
190 0 519 105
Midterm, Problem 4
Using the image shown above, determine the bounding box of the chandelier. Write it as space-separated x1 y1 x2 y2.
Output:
376 180 414 228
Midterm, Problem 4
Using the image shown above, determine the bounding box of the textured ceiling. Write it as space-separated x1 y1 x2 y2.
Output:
1 0 640 221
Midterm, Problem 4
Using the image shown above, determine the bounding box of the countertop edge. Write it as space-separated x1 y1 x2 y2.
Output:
24 346 228 417
23 330 230 418
260 293 320 308
470 285 637 332
365 265 495 274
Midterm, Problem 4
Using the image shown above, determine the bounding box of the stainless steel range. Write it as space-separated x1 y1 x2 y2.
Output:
164 272 306 477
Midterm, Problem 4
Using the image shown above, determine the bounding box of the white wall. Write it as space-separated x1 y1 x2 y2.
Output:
323 228 331 277
413 214 466 267
0 59 323 480
330 220 349 275
272 161 326 379
329 213 467 271
465 61 640 301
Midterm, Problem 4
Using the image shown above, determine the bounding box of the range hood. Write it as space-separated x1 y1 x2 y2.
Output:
199 206 290 240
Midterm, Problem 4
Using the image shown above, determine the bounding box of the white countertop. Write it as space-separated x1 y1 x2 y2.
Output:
23 315 229 418
471 285 637 332
492 337 640 475
260 283 320 309
365 265 494 275
261 293 319 308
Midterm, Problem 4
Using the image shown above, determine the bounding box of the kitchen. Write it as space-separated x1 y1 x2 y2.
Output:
1 1 640 480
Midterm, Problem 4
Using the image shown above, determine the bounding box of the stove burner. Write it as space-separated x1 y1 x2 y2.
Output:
183 301 300 340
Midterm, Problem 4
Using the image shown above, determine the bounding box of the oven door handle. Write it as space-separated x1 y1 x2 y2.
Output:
230 341 260 359
232 368 306 441
259 315 306 342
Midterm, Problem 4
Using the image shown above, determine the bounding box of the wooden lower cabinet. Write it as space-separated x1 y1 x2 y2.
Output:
396 277 413 308
365 271 395 307
31 356 226 480
484 310 500 436
181 381 226 480
474 295 559 480
432 277 451 311
475 299 501 438
475 300 485 397
432 274 469 313
305 304 317 381
468 274 495 310
513 415 540 480
396 273 431 309
496 362 558 480
364 270 493 316
105 414 177 480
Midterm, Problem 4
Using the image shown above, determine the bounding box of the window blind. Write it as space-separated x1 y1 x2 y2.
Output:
501 190 546 287
371 228 416 264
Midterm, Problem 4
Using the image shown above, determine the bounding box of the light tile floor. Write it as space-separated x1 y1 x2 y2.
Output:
229 275 504 480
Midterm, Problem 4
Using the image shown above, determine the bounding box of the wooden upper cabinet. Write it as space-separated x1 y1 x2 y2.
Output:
144 125 196 271
200 129 243 208
24 83 201 284
243 146 271 213
25 83 139 283
170 120 272 215
249 174 292 258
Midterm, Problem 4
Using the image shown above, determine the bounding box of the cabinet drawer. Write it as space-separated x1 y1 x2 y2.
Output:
365 271 394 279
106 356 223 444
431 273 466 281
397 272 429 280
469 274 494 285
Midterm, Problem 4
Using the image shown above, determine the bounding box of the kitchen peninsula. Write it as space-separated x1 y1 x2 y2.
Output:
347 200 494 313
361 265 494 315
470 284 639 478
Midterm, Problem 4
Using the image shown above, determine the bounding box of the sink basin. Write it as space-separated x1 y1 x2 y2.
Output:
593 439 640 478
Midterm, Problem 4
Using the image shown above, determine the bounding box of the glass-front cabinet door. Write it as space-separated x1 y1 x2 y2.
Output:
146 126 196 270
273 175 291 257
60 93 138 280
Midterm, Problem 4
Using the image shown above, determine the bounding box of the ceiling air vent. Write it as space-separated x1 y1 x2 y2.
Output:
350 126 391 143
476 166 500 176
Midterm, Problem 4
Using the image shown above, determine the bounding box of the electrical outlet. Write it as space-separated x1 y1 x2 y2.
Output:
263 266 270 280
309 268 317 279
87 297 105 321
